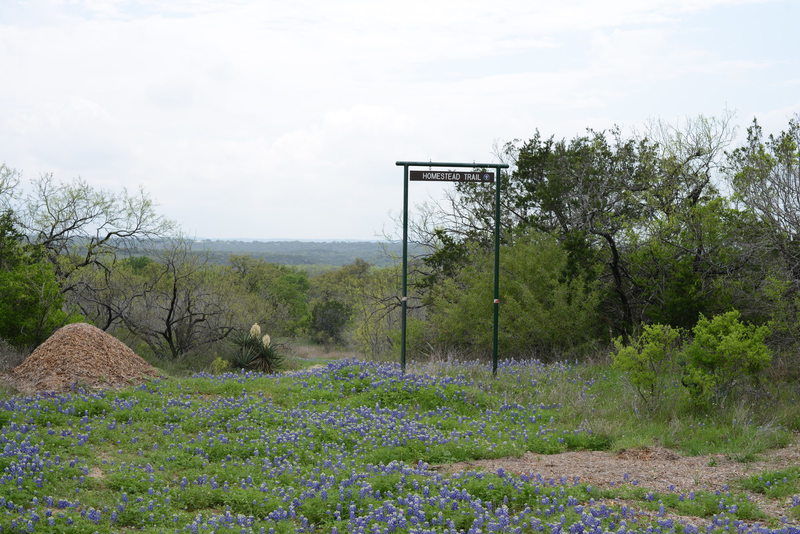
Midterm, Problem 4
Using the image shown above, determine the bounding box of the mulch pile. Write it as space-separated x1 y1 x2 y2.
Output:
9 323 159 393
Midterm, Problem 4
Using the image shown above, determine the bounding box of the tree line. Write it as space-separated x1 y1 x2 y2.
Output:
397 116 796 355
0 165 393 363
1 113 799 377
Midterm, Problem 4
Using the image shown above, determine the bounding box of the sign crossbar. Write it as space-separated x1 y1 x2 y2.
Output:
395 160 509 376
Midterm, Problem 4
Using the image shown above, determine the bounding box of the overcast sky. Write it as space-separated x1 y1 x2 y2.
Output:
1 0 798 240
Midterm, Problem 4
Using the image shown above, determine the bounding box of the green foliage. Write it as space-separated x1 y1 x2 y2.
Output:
612 323 683 413
444 115 754 339
228 255 311 335
611 311 775 413
390 316 427 358
0 255 74 347
682 310 771 407
597 486 765 520
0 210 77 347
429 232 602 357
627 199 743 329
310 298 351 345
120 255 153 273
230 329 283 373
310 258 372 311
420 228 470 291
738 467 800 499
455 128 664 332
209 356 230 374
562 431 613 451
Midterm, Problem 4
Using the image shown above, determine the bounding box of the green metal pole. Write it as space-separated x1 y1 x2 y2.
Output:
401 165 409 374
396 160 507 376
492 166 501 377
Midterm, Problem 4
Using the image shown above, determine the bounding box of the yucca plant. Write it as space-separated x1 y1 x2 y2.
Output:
231 323 283 373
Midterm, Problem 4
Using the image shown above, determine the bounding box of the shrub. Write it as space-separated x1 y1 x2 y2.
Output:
612 323 683 413
682 310 771 407
209 357 230 375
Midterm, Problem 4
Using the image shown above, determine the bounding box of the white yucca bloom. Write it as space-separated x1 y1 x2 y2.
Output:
262 334 271 348
249 323 261 338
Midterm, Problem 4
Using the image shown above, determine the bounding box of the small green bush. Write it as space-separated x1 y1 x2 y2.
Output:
209 356 230 374
682 310 771 407
612 323 683 413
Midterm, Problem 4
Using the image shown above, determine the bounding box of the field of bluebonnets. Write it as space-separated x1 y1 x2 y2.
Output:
0 358 798 533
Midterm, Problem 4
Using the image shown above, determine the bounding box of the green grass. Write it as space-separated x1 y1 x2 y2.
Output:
738 467 800 499
0 355 796 531
414 359 795 459
595 485 767 521
138 340 799 463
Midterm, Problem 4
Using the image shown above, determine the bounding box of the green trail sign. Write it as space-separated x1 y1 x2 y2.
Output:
395 160 509 376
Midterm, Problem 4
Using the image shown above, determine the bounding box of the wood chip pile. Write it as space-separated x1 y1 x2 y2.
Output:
10 323 159 393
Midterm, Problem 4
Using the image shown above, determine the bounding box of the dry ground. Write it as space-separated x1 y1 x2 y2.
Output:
289 343 361 361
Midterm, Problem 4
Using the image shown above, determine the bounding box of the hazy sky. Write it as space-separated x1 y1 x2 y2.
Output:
1 0 798 240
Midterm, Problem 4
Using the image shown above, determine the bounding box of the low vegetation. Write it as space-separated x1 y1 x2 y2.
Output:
0 360 797 532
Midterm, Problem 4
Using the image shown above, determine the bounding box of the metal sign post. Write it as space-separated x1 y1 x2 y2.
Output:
395 160 509 376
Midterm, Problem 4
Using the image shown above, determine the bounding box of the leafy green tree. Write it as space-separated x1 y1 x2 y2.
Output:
420 229 471 293
444 116 737 337
0 164 173 339
627 198 749 328
310 299 351 346
0 210 77 347
310 258 371 300
0 210 24 269
453 129 660 332
228 255 310 335
429 231 602 358
309 259 402 357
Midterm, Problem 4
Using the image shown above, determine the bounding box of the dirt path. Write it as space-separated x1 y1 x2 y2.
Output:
289 344 361 361
438 436 800 523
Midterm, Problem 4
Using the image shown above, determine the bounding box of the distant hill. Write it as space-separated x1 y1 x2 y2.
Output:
189 240 426 267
